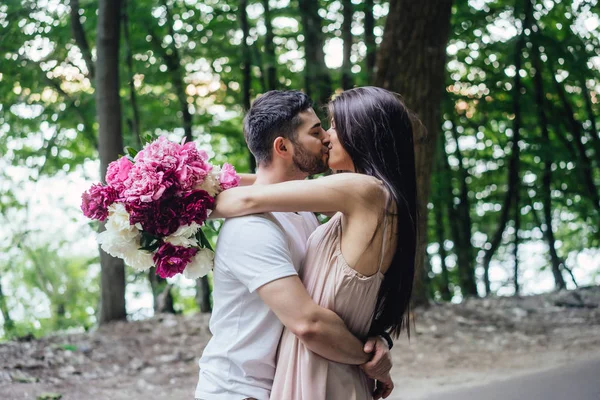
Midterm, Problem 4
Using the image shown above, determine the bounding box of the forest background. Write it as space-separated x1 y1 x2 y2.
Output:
0 0 599 340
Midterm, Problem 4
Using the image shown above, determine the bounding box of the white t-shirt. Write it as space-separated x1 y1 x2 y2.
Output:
195 212 319 400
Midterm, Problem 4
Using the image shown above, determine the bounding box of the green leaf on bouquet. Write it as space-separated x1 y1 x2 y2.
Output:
142 132 157 144
139 232 161 252
195 229 214 251
124 146 138 159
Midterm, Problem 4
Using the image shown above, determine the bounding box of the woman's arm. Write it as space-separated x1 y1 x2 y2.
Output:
212 173 384 218
237 173 257 187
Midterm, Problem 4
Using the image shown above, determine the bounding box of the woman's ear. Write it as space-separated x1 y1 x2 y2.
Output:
273 136 291 159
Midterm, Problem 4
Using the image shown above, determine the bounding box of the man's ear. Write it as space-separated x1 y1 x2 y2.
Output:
273 136 291 159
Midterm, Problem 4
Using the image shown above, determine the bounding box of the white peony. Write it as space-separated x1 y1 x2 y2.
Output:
183 248 215 279
123 249 155 271
196 166 222 197
97 204 154 272
105 203 139 241
164 223 200 248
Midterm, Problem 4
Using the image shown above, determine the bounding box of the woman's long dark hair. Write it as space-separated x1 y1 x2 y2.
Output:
329 86 418 338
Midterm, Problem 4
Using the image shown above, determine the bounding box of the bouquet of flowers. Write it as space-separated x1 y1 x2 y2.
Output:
81 136 240 279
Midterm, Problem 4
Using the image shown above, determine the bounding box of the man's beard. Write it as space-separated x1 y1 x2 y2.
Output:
292 144 329 175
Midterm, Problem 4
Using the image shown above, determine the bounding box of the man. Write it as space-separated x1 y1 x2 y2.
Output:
195 91 392 400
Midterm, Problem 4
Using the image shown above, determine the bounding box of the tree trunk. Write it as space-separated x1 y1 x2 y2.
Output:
239 0 256 172
374 0 454 305
70 0 95 79
0 278 14 334
96 0 126 324
529 14 567 290
481 0 529 297
196 276 212 313
151 0 193 142
581 81 600 169
449 121 477 296
122 0 141 146
148 270 175 313
341 0 354 90
548 58 600 213
363 0 376 82
434 136 451 301
299 0 332 108
262 0 277 91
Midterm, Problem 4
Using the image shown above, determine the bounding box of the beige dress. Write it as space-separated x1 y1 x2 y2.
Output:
270 212 386 400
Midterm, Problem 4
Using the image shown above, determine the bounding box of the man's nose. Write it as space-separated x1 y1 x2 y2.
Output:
321 129 331 145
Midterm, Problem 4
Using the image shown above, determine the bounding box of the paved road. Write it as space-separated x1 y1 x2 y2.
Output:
392 358 600 400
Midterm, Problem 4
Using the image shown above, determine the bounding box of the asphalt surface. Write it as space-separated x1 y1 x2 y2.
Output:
397 357 600 400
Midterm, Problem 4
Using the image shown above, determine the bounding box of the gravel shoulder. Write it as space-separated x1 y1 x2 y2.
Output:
1 286 599 400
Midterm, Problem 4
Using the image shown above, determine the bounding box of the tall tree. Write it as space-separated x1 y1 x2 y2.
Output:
449 120 477 296
581 81 600 169
529 2 566 290
0 277 14 334
96 0 126 324
239 0 256 172
481 0 529 297
149 0 193 141
433 134 452 301
510 0 530 296
299 0 332 108
262 0 277 91
549 58 600 214
122 0 141 146
374 0 454 304
363 0 376 82
341 0 354 89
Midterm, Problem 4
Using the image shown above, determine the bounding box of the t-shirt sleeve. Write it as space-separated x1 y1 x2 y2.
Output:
217 216 296 293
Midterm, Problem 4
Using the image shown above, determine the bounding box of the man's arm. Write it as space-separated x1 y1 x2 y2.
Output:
257 275 369 365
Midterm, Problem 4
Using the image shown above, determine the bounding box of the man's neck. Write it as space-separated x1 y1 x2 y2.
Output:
254 164 307 185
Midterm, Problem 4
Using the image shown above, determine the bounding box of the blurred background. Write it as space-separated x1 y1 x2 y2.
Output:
0 0 598 343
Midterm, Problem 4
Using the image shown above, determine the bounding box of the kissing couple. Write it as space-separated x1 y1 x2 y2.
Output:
195 87 418 400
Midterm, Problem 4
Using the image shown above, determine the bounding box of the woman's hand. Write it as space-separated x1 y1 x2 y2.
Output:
373 373 394 399
361 336 392 380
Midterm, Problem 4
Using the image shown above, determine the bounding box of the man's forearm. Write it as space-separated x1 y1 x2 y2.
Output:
295 308 369 365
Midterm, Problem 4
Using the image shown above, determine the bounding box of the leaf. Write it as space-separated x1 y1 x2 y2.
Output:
37 393 63 400
142 132 156 144
195 229 214 251
124 146 138 158
139 231 161 252
59 344 77 352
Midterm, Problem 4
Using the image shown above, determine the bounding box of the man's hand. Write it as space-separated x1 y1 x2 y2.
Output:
372 372 394 399
360 336 392 380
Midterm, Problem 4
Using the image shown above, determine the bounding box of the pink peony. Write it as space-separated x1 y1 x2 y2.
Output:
153 242 198 278
123 168 173 203
178 190 215 226
219 163 240 190
128 136 212 196
176 141 212 191
81 184 118 221
106 157 133 195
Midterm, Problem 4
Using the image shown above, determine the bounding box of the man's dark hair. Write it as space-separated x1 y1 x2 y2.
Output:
243 90 312 165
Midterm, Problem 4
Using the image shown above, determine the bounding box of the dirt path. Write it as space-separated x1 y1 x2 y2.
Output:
2 287 599 400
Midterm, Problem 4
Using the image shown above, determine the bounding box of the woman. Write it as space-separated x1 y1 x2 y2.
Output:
214 87 418 399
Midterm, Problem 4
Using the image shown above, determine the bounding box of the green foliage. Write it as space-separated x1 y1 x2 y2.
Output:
0 0 598 338
427 0 600 299
0 241 99 340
